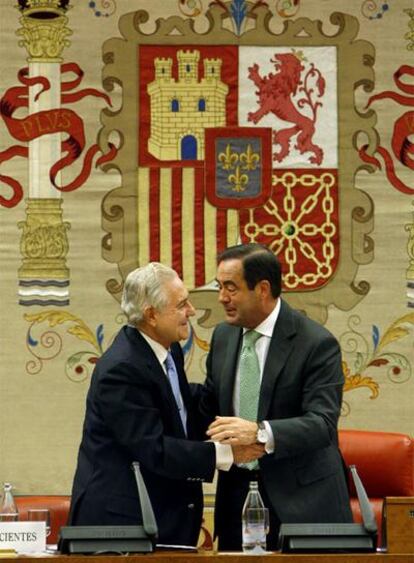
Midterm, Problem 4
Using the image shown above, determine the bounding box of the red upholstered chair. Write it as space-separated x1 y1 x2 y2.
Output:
338 429 414 547
15 495 71 544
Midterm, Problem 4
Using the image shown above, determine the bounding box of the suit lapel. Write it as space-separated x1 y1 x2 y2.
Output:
258 300 296 420
219 327 242 415
125 326 187 437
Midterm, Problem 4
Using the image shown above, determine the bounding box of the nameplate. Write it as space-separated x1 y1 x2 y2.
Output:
0 522 46 553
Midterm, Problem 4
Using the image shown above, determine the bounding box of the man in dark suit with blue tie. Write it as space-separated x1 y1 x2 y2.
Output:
68 262 263 546
201 244 353 550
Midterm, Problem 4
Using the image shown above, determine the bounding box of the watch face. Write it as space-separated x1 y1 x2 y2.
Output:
257 427 267 443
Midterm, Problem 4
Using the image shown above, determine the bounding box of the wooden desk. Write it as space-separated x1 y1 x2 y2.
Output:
0 552 413 563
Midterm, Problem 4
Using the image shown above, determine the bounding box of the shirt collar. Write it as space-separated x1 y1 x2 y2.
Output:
137 328 168 366
243 298 281 338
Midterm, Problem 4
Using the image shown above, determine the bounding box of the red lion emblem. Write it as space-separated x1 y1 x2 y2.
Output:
247 52 326 165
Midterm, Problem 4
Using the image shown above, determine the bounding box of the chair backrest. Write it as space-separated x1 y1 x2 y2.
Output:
338 429 414 547
339 429 414 497
15 495 71 544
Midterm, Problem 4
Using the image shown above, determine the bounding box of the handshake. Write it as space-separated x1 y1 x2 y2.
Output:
206 416 265 464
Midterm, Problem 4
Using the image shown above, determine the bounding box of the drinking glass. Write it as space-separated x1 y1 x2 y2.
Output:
27 508 51 538
0 511 18 522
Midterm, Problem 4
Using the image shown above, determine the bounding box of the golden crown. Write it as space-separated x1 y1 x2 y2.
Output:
17 0 70 17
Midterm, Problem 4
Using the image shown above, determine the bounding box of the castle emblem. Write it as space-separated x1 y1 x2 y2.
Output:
146 49 229 160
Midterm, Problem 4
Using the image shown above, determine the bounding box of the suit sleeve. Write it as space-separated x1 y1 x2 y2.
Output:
94 360 216 482
268 331 344 459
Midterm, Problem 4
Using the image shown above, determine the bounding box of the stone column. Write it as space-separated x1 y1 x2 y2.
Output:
16 0 72 306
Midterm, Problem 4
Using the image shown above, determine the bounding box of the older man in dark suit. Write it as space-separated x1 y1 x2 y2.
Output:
201 243 353 551
68 262 262 546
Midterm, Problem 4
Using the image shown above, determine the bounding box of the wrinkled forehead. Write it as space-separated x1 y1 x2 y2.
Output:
216 258 244 281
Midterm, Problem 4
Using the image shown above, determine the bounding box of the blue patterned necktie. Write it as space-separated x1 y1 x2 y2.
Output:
165 352 187 435
238 329 262 469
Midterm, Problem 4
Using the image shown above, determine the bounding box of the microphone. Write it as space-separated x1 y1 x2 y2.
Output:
131 461 158 537
349 465 377 534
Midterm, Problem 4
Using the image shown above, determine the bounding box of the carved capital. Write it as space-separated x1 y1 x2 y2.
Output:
16 13 72 61
18 198 70 279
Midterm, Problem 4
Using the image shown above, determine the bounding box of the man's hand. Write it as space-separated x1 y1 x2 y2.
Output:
232 444 265 464
207 416 258 445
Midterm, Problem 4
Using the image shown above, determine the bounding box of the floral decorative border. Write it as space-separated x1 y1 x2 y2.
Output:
25 311 413 419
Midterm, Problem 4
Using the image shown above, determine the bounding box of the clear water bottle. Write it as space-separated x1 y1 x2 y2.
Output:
0 482 19 522
242 481 268 553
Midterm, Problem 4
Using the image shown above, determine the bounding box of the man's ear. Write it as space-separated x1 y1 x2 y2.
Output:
143 305 157 327
256 279 272 299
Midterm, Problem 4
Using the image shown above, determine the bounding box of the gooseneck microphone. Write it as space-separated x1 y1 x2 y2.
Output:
349 465 378 534
131 461 158 537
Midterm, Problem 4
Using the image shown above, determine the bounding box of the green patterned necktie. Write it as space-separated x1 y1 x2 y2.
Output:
238 329 262 469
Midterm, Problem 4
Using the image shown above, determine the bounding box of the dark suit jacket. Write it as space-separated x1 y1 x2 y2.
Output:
200 299 352 532
68 325 216 546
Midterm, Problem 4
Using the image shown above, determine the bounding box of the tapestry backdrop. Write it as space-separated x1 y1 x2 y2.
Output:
0 0 413 497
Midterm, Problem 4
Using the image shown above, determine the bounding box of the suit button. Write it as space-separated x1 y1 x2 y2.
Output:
188 503 195 509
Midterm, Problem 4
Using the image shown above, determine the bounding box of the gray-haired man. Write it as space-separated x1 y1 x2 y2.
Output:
68 262 263 546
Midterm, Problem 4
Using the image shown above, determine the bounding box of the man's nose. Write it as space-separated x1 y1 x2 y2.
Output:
187 301 196 316
218 288 229 303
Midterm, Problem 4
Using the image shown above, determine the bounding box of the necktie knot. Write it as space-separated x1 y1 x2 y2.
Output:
243 329 261 349
165 352 175 371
